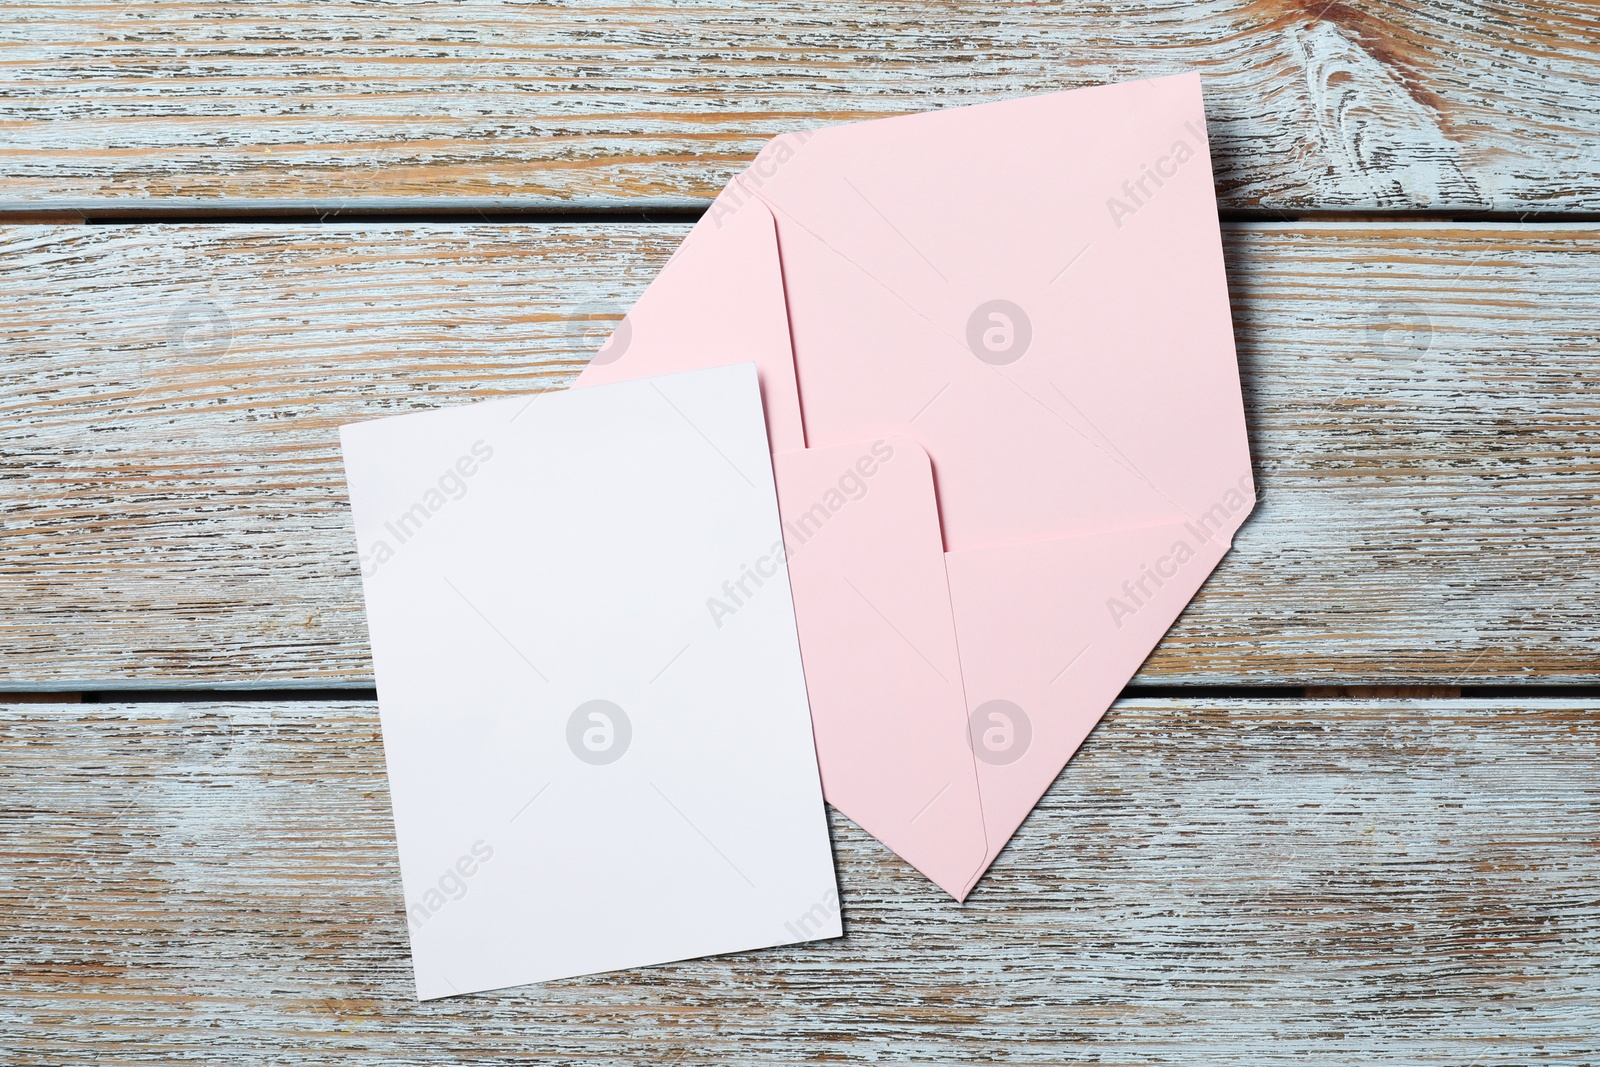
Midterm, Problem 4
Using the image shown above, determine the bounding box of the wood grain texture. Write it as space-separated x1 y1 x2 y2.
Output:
0 697 1594 1064
2 0 1598 214
3 221 1598 689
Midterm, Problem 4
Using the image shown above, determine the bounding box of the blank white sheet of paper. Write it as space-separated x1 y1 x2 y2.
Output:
339 363 840 1000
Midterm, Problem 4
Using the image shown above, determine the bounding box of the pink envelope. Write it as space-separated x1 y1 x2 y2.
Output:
575 72 1254 899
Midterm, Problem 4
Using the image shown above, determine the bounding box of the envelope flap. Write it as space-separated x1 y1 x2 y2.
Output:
749 73 1253 539
772 438 988 898
575 195 806 453
943 493 1250 896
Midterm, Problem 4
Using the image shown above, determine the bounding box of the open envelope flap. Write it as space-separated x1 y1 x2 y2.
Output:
573 191 805 454
942 496 1249 897
770 438 988 898
744 71 1253 540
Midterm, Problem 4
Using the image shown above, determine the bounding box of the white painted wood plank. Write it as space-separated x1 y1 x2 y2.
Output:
0 697 1594 1062
2 222 1597 688
1 1 1598 213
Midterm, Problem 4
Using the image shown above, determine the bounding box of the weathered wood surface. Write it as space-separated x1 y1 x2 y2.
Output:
2 1 1599 215
3 221 1598 689
0 697 1594 1063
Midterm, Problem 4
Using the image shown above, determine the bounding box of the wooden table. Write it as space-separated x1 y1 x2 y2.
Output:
2 3 1597 1062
